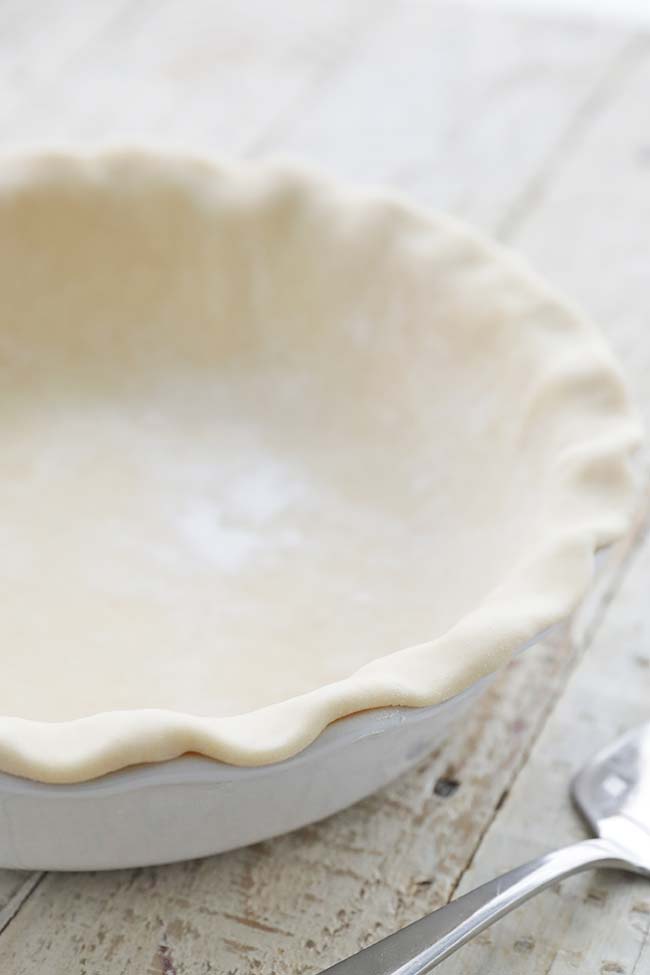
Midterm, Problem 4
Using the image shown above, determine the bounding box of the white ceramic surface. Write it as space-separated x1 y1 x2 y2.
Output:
0 675 489 871
0 586 577 873
0 616 563 871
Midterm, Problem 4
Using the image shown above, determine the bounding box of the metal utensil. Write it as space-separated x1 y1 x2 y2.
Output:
321 723 650 974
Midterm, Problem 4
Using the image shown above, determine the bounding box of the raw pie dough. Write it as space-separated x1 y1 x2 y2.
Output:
0 151 641 782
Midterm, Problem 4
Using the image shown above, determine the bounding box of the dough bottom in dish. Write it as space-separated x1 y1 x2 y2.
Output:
0 364 536 722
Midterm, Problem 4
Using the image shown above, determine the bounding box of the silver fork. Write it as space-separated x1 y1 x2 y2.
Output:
320 723 650 974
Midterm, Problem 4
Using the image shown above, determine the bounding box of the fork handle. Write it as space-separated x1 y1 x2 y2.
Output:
320 838 630 975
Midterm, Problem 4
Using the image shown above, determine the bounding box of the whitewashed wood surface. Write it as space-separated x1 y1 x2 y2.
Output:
0 2 648 972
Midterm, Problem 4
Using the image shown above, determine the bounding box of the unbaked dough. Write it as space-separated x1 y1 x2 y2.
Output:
0 151 641 781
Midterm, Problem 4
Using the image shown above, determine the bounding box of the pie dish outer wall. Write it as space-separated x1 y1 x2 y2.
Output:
0 149 642 784
0 657 509 870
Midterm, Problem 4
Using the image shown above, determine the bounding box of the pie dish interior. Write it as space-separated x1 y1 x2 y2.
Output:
0 151 641 782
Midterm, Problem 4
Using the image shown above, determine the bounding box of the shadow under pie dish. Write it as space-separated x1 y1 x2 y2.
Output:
0 149 641 807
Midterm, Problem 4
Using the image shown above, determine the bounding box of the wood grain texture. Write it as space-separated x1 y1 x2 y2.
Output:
1 0 394 150
441 498 650 974
0 1 648 971
511 33 650 471
255 1 633 231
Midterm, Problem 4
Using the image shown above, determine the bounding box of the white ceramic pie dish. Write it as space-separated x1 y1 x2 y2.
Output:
0 650 522 871
0 149 641 867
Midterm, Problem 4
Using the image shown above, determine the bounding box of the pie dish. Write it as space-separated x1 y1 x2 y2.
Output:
0 680 491 869
0 149 641 785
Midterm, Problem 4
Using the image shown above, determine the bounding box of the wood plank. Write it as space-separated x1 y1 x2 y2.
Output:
0 1 136 124
1 0 395 150
434 36 650 972
508 37 650 469
250 2 633 232
0 1 647 970
440 500 650 974
0 874 44 938
0 1 131 79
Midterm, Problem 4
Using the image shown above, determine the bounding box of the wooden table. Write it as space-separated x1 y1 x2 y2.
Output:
0 2 649 971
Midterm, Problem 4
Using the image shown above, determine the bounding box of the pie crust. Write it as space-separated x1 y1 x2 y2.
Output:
0 150 641 782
